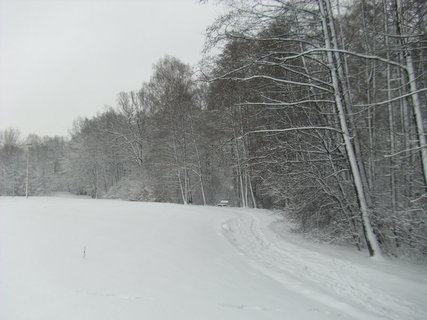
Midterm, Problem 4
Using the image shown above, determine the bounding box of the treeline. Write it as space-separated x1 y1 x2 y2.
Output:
1 0 426 258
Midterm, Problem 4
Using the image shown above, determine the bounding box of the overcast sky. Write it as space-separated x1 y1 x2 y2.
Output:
0 0 222 138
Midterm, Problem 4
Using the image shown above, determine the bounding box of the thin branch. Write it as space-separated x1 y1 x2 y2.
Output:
384 145 427 158
238 126 343 140
354 87 427 108
226 75 333 92
237 99 334 107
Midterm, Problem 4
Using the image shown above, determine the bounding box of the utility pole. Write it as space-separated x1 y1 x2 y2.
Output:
25 143 32 198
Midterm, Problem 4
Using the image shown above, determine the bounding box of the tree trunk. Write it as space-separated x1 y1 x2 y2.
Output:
395 0 427 189
319 0 382 257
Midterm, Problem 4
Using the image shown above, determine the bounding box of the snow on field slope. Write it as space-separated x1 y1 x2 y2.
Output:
0 196 426 320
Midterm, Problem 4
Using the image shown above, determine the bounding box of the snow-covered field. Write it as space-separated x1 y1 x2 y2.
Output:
1 196 426 320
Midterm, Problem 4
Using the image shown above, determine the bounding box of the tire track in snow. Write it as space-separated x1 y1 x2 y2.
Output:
221 212 426 320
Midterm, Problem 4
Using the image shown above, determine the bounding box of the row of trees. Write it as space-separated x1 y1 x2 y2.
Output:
201 0 426 258
1 0 425 258
0 57 225 204
0 128 68 196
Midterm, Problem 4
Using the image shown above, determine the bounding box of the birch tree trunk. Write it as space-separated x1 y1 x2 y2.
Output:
319 0 382 257
325 0 373 207
188 103 207 205
395 0 427 189
383 0 397 213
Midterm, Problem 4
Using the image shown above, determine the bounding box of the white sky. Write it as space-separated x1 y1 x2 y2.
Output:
0 0 222 138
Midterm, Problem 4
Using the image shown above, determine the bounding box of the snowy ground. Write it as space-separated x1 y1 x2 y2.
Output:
0 196 426 320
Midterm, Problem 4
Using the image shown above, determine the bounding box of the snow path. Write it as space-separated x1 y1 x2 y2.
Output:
1 197 426 320
221 211 427 320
